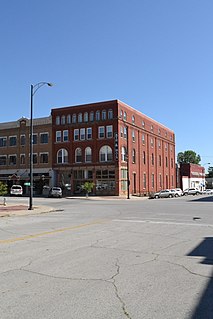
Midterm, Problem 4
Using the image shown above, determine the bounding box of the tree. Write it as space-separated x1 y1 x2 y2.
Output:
81 182 94 198
207 166 213 178
0 182 8 196
177 150 201 165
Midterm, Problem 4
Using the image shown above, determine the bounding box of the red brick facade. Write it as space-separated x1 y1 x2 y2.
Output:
51 100 176 196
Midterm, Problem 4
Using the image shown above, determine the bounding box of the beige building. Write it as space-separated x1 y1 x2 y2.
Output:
0 116 53 194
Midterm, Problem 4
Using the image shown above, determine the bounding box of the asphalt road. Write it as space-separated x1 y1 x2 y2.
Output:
0 195 213 319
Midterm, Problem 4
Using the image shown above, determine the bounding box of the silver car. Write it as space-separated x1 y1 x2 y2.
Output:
154 189 175 199
48 187 62 198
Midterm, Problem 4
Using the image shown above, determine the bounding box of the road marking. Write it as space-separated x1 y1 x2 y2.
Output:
113 219 213 227
0 220 106 245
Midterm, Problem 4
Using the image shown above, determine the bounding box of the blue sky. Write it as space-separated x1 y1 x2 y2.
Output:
0 0 212 168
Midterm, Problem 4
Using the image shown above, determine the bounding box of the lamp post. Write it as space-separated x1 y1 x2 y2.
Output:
28 82 53 210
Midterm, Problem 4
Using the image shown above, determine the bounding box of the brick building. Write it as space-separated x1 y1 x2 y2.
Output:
51 100 176 196
178 163 205 191
0 116 53 194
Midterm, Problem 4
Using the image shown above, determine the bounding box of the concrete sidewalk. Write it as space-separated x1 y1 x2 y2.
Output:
0 203 53 217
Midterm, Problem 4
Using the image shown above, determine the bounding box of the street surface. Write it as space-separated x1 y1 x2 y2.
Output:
0 195 213 319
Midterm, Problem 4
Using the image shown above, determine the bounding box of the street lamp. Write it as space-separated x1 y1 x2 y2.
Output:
28 82 53 210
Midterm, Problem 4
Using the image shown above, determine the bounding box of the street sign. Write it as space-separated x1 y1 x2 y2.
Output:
24 182 30 186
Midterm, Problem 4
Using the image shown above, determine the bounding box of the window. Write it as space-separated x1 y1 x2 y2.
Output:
143 173 146 189
132 115 135 124
9 136 17 146
80 128 85 140
72 114 77 123
89 111 94 122
56 116 60 125
32 134 37 144
150 138 154 147
57 149 68 164
120 127 123 138
102 110 107 120
142 134 145 145
121 146 127 162
67 114 71 124
40 133 48 144
132 149 136 163
96 111 100 121
0 156 7 165
74 129 79 141
78 113 82 123
123 112 127 121
84 112 88 122
106 125 113 138
9 155 17 165
75 148 82 163
20 135 26 146
98 126 105 139
159 174 162 188
63 130 68 142
61 115 66 125
171 158 173 168
143 151 146 164
40 153 48 164
158 128 161 135
85 147 92 162
86 127 92 140
142 120 145 128
132 130 135 142
151 173 155 188
159 155 162 166
108 109 113 119
120 110 123 118
20 154 25 165
123 127 127 139
151 125 154 132
33 153 38 164
166 156 168 167
158 140 161 149
151 153 154 165
0 137 7 147
99 145 113 162
56 131 61 142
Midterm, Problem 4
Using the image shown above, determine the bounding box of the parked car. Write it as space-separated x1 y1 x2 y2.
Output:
10 185 23 196
151 189 175 199
202 189 213 195
48 187 62 198
170 188 183 197
183 188 201 196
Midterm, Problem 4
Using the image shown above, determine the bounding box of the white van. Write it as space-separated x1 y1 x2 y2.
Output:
10 185 23 196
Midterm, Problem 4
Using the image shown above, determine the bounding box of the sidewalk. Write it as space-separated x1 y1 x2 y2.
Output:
0 203 53 217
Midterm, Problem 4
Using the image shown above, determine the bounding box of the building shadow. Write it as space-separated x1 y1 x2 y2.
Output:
187 237 213 318
189 196 213 202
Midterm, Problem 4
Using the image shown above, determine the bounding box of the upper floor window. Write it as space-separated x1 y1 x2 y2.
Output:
106 125 113 138
108 109 113 119
132 130 135 142
123 127 127 139
158 128 161 135
72 114 77 124
121 146 127 162
9 136 17 146
132 149 136 163
57 149 68 164
98 126 105 139
67 114 71 124
33 153 38 164
61 115 66 125
40 133 48 144
40 153 49 164
75 147 82 163
9 155 16 165
151 153 154 165
89 111 94 122
56 131 61 142
150 138 154 147
78 113 82 123
63 130 68 142
158 140 161 149
20 154 25 165
96 111 100 121
132 115 135 124
120 110 123 118
0 137 7 147
151 125 154 132
159 155 162 166
123 112 127 121
143 151 146 164
85 147 92 162
20 135 26 146
102 110 107 120
142 134 145 145
120 127 123 138
0 156 7 165
80 128 85 140
84 112 88 122
87 127 92 140
99 145 113 162
142 120 145 128
56 116 60 125
74 129 79 141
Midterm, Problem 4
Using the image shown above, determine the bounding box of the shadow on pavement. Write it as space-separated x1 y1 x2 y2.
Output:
187 237 213 319
189 196 213 202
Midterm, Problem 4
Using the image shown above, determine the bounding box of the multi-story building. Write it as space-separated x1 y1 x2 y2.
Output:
178 163 205 191
51 100 176 196
0 116 53 194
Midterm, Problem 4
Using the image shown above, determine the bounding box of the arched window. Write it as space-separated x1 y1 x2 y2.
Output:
132 115 135 124
89 111 94 122
151 153 154 165
67 114 71 124
96 110 100 121
84 112 88 122
123 112 127 121
85 147 92 162
57 149 68 164
75 148 82 163
121 146 127 162
72 114 76 123
78 113 82 123
61 115 66 125
56 116 60 125
108 109 113 119
99 145 113 162
102 110 107 120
